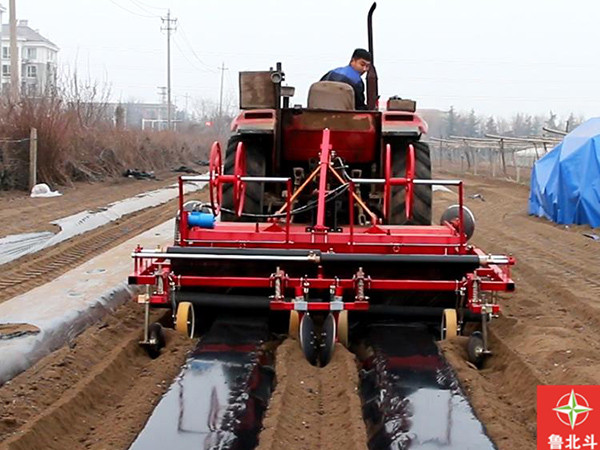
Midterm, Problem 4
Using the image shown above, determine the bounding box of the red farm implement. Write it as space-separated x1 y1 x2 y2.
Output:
129 2 514 366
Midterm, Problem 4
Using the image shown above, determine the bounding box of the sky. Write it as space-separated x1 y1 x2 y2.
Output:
12 0 600 119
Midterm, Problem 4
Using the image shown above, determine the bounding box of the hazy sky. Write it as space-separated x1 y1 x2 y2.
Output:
14 0 600 119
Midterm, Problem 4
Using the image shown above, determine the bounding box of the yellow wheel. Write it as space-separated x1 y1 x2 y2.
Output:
337 310 349 348
175 302 195 338
288 310 299 339
441 308 457 340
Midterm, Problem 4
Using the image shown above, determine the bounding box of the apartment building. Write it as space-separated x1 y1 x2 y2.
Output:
0 11 59 96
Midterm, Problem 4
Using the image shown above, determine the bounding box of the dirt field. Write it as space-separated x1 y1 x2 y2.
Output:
0 304 192 449
1 168 598 449
0 169 185 237
436 170 600 450
257 340 367 450
0 169 208 305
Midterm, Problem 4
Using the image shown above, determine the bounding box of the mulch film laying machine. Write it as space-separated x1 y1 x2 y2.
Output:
129 3 515 367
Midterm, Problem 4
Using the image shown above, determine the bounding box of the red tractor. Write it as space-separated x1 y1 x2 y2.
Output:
130 3 514 367
220 6 430 227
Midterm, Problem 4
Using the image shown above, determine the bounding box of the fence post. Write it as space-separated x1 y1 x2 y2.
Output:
500 139 507 175
29 127 37 191
490 148 496 177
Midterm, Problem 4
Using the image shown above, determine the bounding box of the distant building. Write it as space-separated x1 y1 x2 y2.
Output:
104 102 180 130
0 17 59 96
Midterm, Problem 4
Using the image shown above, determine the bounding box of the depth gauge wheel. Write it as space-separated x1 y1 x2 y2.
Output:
175 301 196 338
288 310 300 340
337 310 349 348
441 308 458 340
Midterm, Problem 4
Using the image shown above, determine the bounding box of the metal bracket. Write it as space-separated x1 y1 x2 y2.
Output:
270 267 286 301
354 267 370 302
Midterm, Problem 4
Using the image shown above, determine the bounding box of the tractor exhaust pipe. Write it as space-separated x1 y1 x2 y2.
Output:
366 2 379 110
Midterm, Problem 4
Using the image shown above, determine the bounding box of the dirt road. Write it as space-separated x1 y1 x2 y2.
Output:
0 169 598 449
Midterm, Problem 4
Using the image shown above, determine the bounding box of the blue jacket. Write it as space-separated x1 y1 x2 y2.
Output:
320 65 366 110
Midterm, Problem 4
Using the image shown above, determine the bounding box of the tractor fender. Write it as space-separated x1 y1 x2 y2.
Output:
382 111 428 138
231 109 276 134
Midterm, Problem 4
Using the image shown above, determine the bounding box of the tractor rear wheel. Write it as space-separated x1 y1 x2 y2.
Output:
222 135 267 221
387 139 432 225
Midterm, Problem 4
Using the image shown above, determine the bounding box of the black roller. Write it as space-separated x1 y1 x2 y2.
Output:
167 246 319 258
176 292 271 309
366 305 482 322
320 253 480 265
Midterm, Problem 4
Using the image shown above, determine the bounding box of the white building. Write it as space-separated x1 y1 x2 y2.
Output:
0 12 59 96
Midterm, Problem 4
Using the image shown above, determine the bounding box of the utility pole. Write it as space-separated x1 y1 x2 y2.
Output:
157 86 167 104
161 10 177 130
218 62 228 118
183 92 190 121
9 0 18 100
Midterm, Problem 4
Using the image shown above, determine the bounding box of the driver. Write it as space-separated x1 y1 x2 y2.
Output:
320 48 371 110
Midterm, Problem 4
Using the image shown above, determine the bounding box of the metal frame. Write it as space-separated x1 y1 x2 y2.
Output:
130 128 515 356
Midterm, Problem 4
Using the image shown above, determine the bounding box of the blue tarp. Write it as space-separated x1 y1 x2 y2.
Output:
529 118 600 227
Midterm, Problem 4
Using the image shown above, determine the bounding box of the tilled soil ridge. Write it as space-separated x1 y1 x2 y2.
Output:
435 170 600 450
0 302 191 450
257 339 367 450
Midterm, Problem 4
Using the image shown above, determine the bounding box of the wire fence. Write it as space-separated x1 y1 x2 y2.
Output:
427 135 562 184
0 135 32 190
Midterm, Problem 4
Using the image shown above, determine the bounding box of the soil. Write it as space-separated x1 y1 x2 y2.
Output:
0 168 208 305
0 167 598 449
435 170 600 450
0 169 186 237
0 169 202 449
257 340 367 450
0 303 191 450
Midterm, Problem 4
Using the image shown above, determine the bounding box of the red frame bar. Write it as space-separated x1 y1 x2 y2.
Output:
136 129 515 316
315 128 332 231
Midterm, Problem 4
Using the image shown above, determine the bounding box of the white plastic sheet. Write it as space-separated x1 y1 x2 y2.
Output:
0 179 206 266
0 220 174 384
30 183 62 198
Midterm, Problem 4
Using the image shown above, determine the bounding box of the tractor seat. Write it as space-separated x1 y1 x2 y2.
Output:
307 81 355 111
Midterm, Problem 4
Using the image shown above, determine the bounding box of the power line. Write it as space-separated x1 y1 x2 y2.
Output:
128 0 166 13
172 35 215 74
108 0 157 18
225 69 236 99
177 24 217 73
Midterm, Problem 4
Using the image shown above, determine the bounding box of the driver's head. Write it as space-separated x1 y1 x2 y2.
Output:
350 48 372 75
